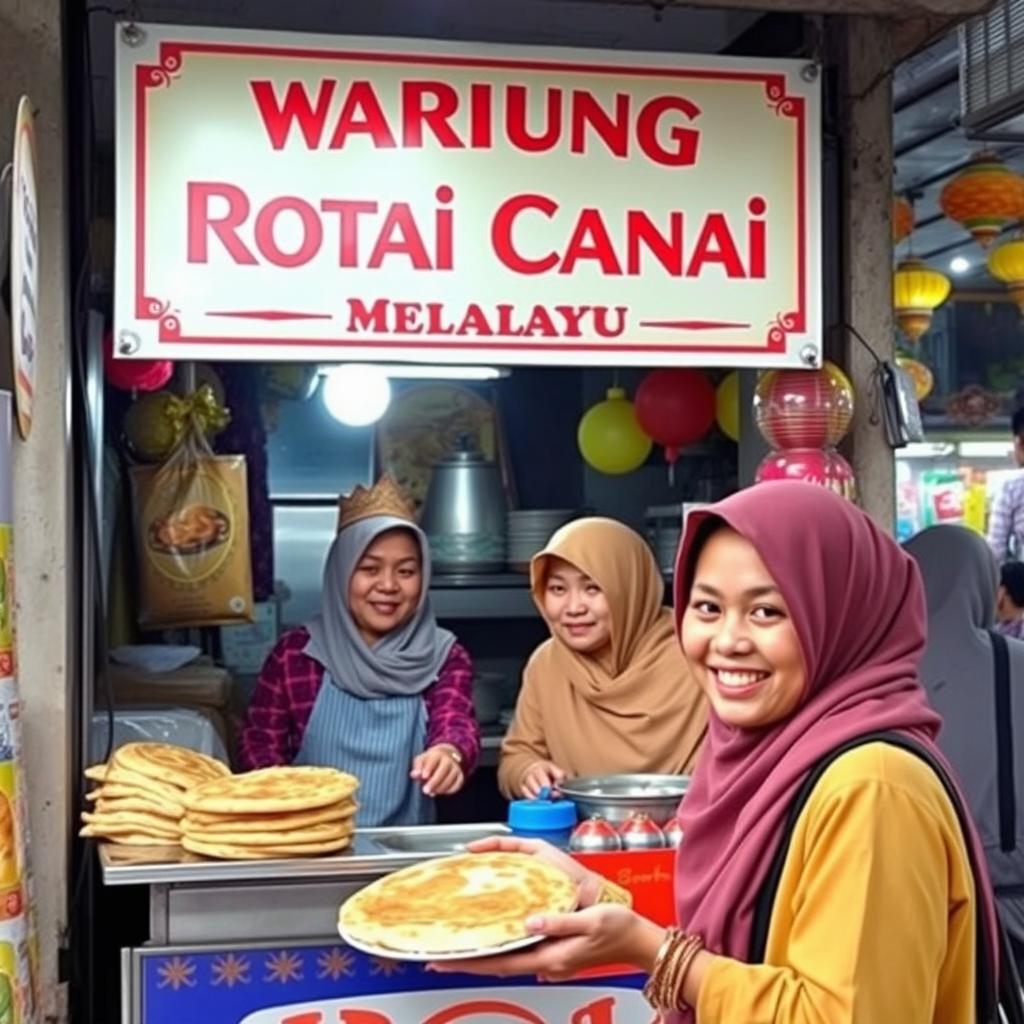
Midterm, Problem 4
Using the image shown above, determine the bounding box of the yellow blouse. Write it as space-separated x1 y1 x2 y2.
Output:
695 743 977 1024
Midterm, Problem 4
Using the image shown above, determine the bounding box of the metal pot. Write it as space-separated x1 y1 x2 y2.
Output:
558 773 691 825
420 436 507 574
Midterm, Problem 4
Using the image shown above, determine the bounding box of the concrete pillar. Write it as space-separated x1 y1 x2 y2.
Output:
0 2 70 1022
836 16 896 529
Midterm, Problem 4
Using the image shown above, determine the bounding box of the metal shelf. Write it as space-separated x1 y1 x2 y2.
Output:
429 572 537 619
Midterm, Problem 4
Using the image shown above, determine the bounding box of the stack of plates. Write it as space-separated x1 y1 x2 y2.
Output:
646 505 684 576
507 509 576 572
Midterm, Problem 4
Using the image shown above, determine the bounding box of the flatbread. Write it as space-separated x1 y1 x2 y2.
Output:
95 797 184 821
182 834 352 859
338 852 578 954
86 783 184 817
79 828 179 847
84 764 186 804
112 742 229 790
182 804 355 833
182 821 353 847
182 766 359 815
81 810 182 835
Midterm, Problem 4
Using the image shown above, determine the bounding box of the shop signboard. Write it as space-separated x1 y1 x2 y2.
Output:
130 942 647 1024
114 23 821 368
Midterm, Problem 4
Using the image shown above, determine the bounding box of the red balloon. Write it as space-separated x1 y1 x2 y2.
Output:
634 369 716 463
103 333 173 393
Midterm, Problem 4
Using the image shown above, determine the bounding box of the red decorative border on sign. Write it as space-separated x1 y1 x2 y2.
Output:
132 41 811 356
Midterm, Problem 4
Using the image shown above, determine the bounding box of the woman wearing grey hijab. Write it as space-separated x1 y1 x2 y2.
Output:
239 476 480 826
906 524 1024 964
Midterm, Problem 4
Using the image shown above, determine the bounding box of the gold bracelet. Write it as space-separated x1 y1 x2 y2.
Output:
594 878 633 907
642 929 704 1012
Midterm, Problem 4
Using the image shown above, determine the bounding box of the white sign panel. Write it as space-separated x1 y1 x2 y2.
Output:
115 24 821 367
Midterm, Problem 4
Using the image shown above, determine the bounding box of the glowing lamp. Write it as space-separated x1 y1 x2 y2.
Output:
939 152 1024 249
988 237 1024 314
893 259 951 342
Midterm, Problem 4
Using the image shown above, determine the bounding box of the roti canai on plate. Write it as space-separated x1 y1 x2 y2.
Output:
338 852 577 955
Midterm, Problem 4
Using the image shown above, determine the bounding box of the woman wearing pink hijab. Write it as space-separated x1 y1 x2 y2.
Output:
438 482 1011 1022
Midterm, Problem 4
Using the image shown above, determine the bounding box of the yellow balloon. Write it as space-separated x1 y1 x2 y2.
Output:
577 387 653 475
716 371 740 442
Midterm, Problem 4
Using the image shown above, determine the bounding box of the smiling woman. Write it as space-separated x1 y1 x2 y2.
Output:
498 517 707 800
444 484 1018 1024
238 475 480 826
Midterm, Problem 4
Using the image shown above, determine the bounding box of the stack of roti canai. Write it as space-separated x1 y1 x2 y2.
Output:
180 766 359 860
80 742 230 846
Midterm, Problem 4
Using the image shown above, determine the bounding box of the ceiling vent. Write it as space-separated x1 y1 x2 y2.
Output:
960 0 1024 140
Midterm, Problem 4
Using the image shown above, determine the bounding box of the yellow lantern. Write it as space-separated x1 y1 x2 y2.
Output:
987 237 1024 313
892 195 914 244
939 151 1024 249
893 259 951 342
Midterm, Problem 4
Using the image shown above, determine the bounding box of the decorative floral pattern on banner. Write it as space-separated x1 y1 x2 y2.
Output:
139 943 645 1024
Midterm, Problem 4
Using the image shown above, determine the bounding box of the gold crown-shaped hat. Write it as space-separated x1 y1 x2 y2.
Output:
337 475 416 531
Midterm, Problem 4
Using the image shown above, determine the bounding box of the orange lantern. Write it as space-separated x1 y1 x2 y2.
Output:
895 354 934 401
893 259 951 342
987 237 1024 313
939 151 1024 249
892 195 914 244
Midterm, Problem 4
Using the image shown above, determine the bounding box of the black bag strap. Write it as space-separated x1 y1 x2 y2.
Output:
988 630 1017 854
748 731 1023 1024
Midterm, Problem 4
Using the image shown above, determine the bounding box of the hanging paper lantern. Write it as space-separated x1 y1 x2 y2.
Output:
892 195 915 245
715 371 740 442
895 355 934 401
755 448 857 502
577 386 652 475
634 369 716 464
103 333 173 393
987 237 1024 314
939 151 1024 249
753 362 854 450
893 258 952 342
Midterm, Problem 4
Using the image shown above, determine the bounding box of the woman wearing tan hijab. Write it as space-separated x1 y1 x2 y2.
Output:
498 517 707 799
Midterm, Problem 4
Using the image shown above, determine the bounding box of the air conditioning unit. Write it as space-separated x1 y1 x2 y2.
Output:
960 0 1024 140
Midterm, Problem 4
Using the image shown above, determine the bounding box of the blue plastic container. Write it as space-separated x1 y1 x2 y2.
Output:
507 797 578 847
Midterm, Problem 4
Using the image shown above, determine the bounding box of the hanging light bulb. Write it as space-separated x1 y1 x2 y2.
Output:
321 364 392 426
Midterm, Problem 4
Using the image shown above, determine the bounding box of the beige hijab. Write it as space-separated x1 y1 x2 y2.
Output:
499 517 707 795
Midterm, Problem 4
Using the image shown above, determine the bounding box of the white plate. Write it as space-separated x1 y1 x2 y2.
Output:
337 925 546 962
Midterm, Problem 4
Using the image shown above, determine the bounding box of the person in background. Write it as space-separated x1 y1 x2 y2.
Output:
445 483 1002 1024
906 525 1024 969
498 517 707 800
997 561 1024 640
239 475 479 826
986 406 1024 560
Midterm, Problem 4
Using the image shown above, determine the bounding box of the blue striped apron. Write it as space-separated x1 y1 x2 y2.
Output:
292 670 433 827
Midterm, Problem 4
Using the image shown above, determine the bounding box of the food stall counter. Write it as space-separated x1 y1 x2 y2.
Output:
100 824 674 1024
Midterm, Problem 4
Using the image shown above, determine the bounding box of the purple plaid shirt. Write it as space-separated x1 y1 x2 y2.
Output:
988 473 1024 561
239 627 480 774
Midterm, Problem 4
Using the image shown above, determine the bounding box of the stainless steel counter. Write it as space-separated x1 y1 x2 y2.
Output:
102 823 512 945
